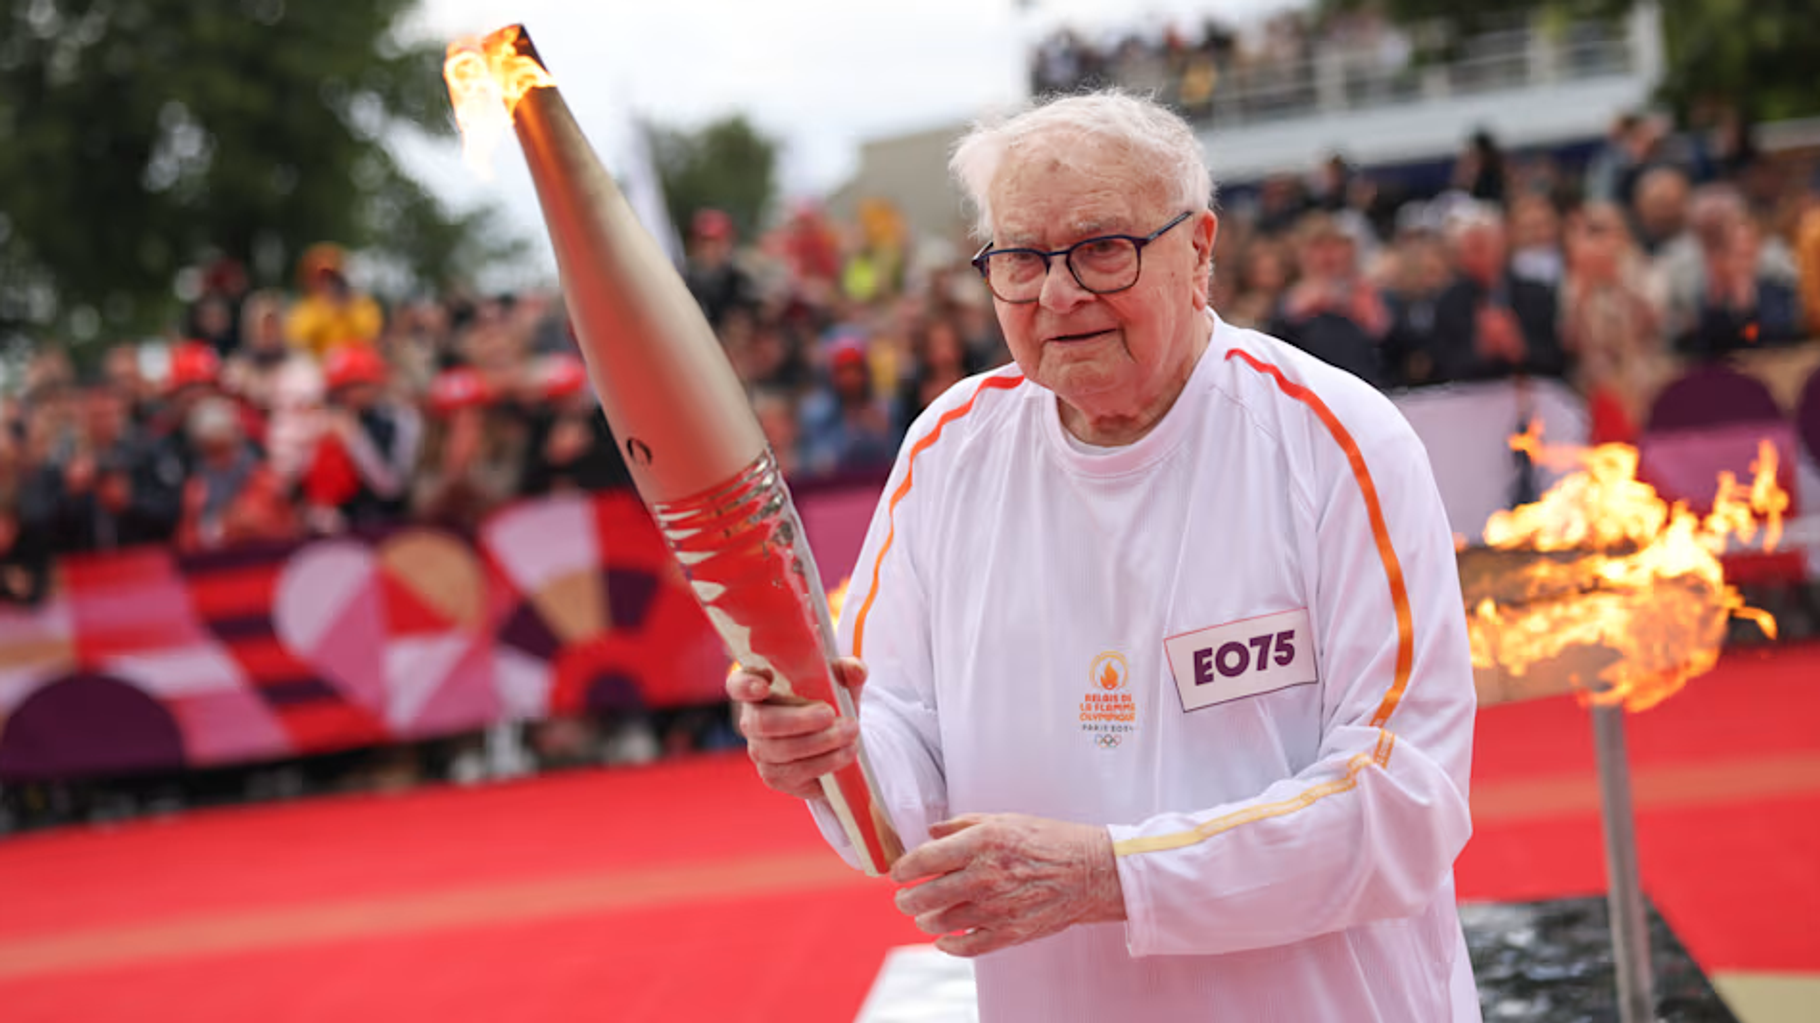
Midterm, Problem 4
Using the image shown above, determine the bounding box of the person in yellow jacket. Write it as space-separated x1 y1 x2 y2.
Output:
284 243 383 360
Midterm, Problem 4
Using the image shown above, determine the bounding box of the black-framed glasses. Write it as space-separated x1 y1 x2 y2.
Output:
970 211 1194 304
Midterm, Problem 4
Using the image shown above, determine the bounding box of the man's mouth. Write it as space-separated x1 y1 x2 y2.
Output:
1047 329 1115 344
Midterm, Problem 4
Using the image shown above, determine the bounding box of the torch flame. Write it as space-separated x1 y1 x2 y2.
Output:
443 25 555 177
1469 431 1784 711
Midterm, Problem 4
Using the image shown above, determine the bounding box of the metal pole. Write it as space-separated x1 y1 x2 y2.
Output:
1592 702 1656 1023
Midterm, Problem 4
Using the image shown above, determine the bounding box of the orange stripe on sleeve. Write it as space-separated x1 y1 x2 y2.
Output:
1113 730 1399 856
851 373 1025 659
1225 348 1415 729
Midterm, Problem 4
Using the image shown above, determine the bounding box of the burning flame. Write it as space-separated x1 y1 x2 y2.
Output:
1469 425 1783 711
443 25 554 176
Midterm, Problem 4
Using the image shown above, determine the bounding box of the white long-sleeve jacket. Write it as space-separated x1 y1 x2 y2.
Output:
817 314 1481 1022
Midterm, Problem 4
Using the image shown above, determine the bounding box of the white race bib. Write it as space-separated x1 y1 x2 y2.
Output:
1164 607 1318 712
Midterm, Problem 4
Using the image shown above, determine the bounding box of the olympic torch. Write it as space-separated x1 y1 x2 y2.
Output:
443 26 902 875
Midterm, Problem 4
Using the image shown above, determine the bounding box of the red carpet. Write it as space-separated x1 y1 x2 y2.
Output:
0 644 1815 1022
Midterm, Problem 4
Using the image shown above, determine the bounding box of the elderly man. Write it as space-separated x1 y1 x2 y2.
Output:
729 92 1479 1021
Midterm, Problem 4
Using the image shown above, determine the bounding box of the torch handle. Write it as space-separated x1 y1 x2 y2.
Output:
652 451 904 876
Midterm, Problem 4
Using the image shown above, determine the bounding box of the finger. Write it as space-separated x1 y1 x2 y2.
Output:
914 901 992 937
748 718 858 768
889 825 982 885
928 814 986 841
895 871 978 919
740 701 838 740
723 668 775 704
936 926 1013 959
756 742 857 792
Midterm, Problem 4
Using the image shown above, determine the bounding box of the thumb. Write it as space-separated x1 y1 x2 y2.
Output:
831 656 869 699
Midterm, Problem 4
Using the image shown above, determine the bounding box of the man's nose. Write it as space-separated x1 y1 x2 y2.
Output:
1037 256 1094 312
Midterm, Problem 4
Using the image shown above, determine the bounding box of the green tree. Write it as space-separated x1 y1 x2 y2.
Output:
650 114 778 245
0 0 521 355
1326 0 1820 124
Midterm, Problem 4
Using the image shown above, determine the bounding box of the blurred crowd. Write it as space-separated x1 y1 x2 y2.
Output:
0 240 635 600
0 199 1017 602
1211 113 1820 444
3 100 1818 605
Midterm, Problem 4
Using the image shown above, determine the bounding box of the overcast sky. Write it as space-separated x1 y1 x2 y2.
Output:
401 0 1299 281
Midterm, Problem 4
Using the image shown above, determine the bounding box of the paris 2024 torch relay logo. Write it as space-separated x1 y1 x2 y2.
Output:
1081 651 1136 749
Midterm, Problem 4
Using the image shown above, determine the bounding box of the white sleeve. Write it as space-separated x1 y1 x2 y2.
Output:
1108 420 1477 957
807 439 950 867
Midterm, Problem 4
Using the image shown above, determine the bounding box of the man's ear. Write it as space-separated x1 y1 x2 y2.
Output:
1191 211 1219 310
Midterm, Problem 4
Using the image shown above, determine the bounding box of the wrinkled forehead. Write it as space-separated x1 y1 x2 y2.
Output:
986 136 1170 246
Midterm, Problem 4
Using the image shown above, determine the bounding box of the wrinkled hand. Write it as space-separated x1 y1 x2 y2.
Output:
890 813 1125 958
726 658 866 801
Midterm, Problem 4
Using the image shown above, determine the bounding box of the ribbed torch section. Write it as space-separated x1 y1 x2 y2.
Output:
465 25 902 874
651 451 903 872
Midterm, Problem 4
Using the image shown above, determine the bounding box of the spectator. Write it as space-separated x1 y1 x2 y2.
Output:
0 511 49 607
411 367 524 529
284 243 383 360
301 345 420 533
1676 218 1805 357
377 300 448 399
1631 165 1691 257
101 344 155 426
899 315 983 422
184 256 250 357
799 337 900 478
683 208 759 330
1507 193 1564 286
1268 212 1391 386
1254 174 1310 237
149 340 257 474
1381 232 1454 386
222 290 298 412
1428 204 1567 382
263 358 328 489
1560 203 1662 441
74 384 182 550
1225 236 1294 329
1584 112 1668 207
731 315 813 393
751 388 804 478
518 354 631 496
1453 129 1507 205
177 396 296 552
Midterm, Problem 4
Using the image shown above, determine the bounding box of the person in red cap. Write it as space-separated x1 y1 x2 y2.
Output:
797 335 901 477
301 344 419 533
683 207 758 331
517 353 632 496
284 243 384 360
152 339 266 470
409 365 524 529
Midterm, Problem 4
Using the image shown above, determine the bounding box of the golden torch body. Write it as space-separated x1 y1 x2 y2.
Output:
459 27 902 874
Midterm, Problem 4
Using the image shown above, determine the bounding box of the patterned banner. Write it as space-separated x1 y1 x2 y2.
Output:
0 491 735 782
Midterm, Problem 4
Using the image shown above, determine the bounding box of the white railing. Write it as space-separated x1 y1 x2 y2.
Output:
1038 6 1662 132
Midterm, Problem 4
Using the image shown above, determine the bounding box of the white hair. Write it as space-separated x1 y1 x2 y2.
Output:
949 91 1215 241
1442 199 1505 245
